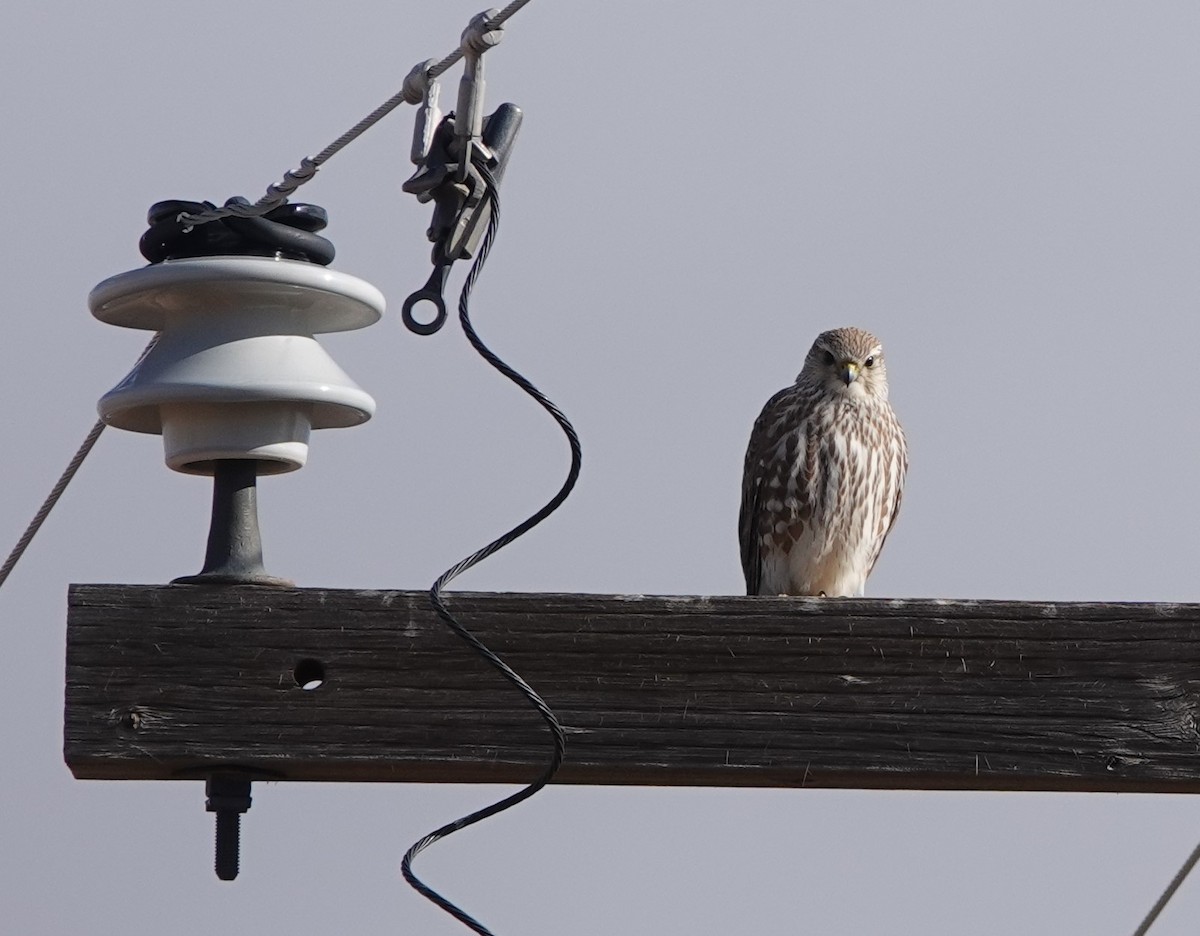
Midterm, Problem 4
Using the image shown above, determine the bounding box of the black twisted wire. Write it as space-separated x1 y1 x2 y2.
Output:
401 164 580 936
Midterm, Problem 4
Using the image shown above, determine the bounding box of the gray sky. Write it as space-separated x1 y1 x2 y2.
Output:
4 1 1200 933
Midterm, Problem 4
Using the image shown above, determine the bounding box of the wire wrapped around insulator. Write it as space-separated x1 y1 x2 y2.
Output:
139 197 336 265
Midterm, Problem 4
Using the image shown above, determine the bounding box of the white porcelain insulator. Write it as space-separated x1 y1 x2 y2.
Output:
90 256 385 475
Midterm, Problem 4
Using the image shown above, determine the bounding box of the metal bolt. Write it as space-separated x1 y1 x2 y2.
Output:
205 774 253 881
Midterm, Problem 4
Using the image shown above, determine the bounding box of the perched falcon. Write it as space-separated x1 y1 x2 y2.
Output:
739 327 907 597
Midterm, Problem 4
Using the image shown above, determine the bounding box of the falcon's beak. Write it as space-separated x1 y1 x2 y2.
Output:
840 361 860 385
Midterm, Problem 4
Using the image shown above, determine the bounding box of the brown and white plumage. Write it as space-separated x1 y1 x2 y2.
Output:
739 327 907 597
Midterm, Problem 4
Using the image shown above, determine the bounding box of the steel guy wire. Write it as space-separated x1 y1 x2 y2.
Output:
400 164 578 936
177 0 534 230
1131 836 1200 936
0 333 160 590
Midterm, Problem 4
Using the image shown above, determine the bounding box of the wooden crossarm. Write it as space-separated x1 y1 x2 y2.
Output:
64 585 1200 792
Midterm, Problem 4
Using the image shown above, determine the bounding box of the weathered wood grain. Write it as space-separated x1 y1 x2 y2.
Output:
64 586 1200 791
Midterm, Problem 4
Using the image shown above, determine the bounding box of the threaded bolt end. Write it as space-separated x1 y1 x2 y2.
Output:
206 774 252 882
214 811 241 880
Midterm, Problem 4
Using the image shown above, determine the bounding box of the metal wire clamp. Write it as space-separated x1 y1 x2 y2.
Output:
401 9 521 335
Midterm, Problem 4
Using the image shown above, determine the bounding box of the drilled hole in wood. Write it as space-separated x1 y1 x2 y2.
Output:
293 658 326 691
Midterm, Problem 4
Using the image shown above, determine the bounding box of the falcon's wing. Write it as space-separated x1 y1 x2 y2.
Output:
738 461 765 596
739 386 795 596
863 417 909 578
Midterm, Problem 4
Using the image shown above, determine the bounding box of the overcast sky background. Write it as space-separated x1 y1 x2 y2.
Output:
4 1 1200 933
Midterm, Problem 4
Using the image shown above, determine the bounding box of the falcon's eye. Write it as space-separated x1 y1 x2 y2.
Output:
821 351 836 366
864 356 876 368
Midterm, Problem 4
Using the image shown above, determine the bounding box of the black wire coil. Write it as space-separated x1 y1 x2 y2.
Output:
139 197 336 265
401 164 581 936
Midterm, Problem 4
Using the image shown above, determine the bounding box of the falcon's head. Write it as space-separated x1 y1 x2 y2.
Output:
798 327 890 401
